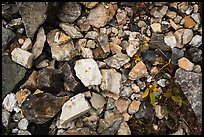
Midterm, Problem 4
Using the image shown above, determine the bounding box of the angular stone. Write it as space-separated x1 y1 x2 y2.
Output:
100 69 122 95
175 68 202 125
18 118 29 130
11 48 34 69
2 3 19 20
151 23 161 33
2 109 11 128
129 61 149 80
178 57 194 71
59 62 80 92
31 27 46 59
183 16 196 28
150 33 171 51
115 98 131 113
20 71 38 91
109 42 122 54
96 34 110 53
2 93 17 112
17 2 48 38
74 59 102 87
120 86 134 97
21 93 68 124
85 31 99 40
77 17 91 32
59 23 83 39
183 29 193 45
81 47 93 59
128 100 141 114
57 93 91 128
150 5 168 18
191 13 201 24
21 38 32 51
17 130 32 135
37 68 63 93
155 105 165 119
47 29 78 61
164 32 177 48
166 11 177 19
2 56 27 99
87 4 117 28
15 89 31 105
189 35 202 47
58 2 81 23
2 27 16 51
174 29 184 48
117 121 131 135
90 92 106 109
80 2 98 9
86 40 96 49
54 31 71 44
104 53 130 69
126 40 140 57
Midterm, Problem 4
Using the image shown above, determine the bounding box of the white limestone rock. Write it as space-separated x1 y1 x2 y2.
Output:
164 32 177 48
2 93 17 112
18 118 29 130
74 59 102 87
11 48 34 69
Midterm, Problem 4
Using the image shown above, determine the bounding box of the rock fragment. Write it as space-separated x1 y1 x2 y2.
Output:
129 61 149 80
128 100 141 114
2 27 16 51
117 121 131 135
90 92 107 109
164 32 177 48
178 57 194 71
2 93 17 112
18 118 29 130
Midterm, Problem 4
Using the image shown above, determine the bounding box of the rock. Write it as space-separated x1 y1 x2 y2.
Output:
116 9 127 23
21 38 32 51
2 93 17 112
2 109 11 128
47 29 78 61
122 113 131 122
2 27 16 51
11 48 34 69
20 71 38 91
178 2 188 13
18 118 29 130
169 19 182 30
2 56 27 99
87 4 117 28
100 69 122 95
57 93 91 128
150 5 168 18
155 105 165 119
175 68 202 125
17 130 32 135
183 16 196 28
17 2 48 38
104 53 130 69
117 122 131 135
5 18 22 29
77 17 91 32
109 42 122 54
74 59 102 87
183 29 193 45
174 29 184 48
157 79 166 87
2 3 19 20
120 86 134 97
59 23 83 39
82 112 98 130
150 33 171 51
193 65 201 73
86 40 96 49
15 89 31 105
138 20 146 28
37 68 64 93
80 2 98 9
128 100 141 114
12 128 19 134
151 23 161 33
96 34 110 53
191 13 200 24
90 92 106 109
54 31 71 44
85 31 99 40
164 32 177 48
21 93 68 124
31 27 46 59
129 61 149 80
189 35 202 47
131 84 140 93
59 127 97 135
58 2 81 23
171 48 184 64
59 62 80 92
126 39 140 57
166 11 177 19
178 57 194 71
115 98 131 113
186 47 202 64
81 47 93 58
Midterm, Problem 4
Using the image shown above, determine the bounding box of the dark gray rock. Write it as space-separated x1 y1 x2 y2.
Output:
2 27 16 51
37 68 64 93
2 3 19 20
16 2 48 38
171 48 184 64
58 2 81 23
185 47 202 64
21 93 68 124
141 50 157 63
2 56 27 99
175 68 202 126
150 33 171 51
59 62 81 92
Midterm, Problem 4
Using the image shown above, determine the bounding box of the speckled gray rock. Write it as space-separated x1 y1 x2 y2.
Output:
175 68 202 126
16 2 48 38
104 53 130 69
58 2 81 23
2 109 11 128
171 48 184 64
2 56 27 99
2 27 16 51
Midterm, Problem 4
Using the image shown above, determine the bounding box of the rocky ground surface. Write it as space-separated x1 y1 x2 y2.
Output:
2 2 202 135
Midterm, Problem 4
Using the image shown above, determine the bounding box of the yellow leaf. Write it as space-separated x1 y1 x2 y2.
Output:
144 42 149 46
150 92 156 107
142 88 149 98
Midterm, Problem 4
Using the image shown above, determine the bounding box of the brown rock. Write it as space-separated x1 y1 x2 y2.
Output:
20 71 38 91
115 98 131 113
128 100 141 114
129 61 149 80
16 89 31 105
178 57 194 71
183 16 196 28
